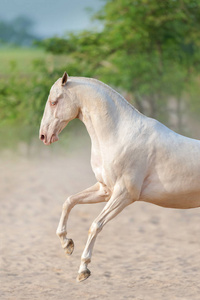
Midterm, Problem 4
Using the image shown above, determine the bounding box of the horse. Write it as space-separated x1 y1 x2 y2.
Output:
39 72 200 282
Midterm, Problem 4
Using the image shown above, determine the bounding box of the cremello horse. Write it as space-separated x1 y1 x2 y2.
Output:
39 72 200 282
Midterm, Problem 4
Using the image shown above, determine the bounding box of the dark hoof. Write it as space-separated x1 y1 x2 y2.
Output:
76 269 91 282
63 239 74 255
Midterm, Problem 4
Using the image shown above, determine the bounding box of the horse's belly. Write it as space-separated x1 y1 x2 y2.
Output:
140 162 200 208
140 190 200 209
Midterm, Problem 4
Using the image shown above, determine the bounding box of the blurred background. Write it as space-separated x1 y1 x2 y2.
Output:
1 2 200 299
1 0 200 153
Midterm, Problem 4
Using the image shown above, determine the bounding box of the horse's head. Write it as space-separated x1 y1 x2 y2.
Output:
39 72 79 145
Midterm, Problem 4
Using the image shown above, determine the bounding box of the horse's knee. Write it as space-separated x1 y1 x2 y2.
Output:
62 196 74 211
88 221 102 236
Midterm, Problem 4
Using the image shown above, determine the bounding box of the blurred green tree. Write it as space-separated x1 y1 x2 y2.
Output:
38 0 200 129
1 0 200 147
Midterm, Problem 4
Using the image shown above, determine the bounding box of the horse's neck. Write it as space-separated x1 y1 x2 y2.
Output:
74 77 142 146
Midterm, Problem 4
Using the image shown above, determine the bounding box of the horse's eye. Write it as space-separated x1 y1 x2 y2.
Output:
51 101 56 106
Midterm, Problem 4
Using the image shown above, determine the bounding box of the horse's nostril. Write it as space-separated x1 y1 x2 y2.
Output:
40 134 45 140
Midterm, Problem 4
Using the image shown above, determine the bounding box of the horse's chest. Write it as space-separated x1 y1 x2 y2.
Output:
91 152 115 187
91 155 104 183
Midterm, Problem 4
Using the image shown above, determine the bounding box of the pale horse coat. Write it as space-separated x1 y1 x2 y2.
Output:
39 72 200 282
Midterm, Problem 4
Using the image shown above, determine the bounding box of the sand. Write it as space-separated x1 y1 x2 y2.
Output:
0 143 200 300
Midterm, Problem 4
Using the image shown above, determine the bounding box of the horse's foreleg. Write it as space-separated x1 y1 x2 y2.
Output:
56 182 111 255
77 186 133 282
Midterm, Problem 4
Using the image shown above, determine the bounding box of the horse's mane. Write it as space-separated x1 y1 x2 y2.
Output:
69 76 140 114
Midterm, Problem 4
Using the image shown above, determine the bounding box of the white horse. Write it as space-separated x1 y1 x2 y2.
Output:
39 72 200 282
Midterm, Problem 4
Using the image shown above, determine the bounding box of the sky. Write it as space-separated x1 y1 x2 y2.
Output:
0 0 103 38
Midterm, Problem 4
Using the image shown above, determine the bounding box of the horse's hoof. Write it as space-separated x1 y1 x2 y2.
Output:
76 269 91 282
64 239 74 255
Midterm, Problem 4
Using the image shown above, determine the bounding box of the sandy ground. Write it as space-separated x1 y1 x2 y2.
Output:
0 142 200 300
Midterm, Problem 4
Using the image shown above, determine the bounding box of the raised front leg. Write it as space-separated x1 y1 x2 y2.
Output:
56 182 111 255
77 186 133 282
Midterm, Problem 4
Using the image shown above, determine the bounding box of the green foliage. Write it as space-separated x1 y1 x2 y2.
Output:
39 0 200 123
1 0 200 148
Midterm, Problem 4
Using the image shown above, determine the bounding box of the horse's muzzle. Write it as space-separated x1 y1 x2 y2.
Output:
39 133 58 145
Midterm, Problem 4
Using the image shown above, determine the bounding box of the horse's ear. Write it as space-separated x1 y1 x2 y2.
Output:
61 72 68 86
